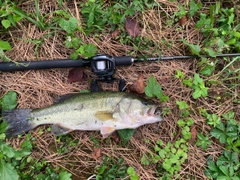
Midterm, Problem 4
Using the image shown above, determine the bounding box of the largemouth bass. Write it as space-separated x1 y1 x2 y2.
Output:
3 91 162 138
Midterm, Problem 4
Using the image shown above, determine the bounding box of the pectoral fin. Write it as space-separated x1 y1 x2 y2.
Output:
51 124 73 136
100 126 115 138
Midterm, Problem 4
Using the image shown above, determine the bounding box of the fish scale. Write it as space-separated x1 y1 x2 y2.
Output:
3 91 162 137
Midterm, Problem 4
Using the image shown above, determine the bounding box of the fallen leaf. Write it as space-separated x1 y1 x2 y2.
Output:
189 125 197 144
110 131 120 143
111 29 121 39
178 16 188 26
213 138 221 145
68 68 86 83
125 16 141 37
91 148 101 160
222 2 233 8
128 74 145 94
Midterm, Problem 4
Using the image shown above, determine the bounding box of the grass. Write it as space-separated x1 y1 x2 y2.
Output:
0 0 240 179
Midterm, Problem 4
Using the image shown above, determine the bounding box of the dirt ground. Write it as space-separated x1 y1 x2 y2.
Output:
0 1 239 179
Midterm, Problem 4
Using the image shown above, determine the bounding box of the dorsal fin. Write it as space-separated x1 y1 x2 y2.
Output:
54 93 79 104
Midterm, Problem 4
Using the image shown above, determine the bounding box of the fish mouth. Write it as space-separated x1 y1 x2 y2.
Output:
147 106 161 116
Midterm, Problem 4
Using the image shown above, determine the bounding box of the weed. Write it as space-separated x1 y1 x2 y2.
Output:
183 2 240 59
1 0 97 59
55 135 79 154
210 118 240 153
189 1 202 18
81 0 106 34
90 136 100 148
198 57 216 76
222 111 235 122
199 109 240 152
127 166 140 180
174 5 187 22
176 100 190 117
182 3 239 79
207 113 221 127
77 0 159 58
183 40 201 56
16 150 72 180
161 107 172 116
187 73 208 99
0 91 17 110
58 17 79 34
0 40 11 51
0 1 25 29
0 0 58 61
204 150 240 180
0 131 32 180
145 75 169 102
196 133 212 150
175 70 209 99
75 44 98 59
0 40 12 62
196 3 239 53
117 128 135 145
140 101 193 179
154 101 193 178
150 138 189 179
140 154 151 166
81 0 158 34
0 0 45 30
94 156 129 180
175 69 185 79
177 118 194 140
57 11 97 59
79 0 159 57
173 0 202 23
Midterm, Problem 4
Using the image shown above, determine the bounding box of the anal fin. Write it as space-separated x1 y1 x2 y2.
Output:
51 124 73 136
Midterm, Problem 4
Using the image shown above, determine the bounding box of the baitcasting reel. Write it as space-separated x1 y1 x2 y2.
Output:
90 54 132 92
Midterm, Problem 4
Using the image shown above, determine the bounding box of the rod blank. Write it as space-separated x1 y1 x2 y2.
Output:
134 53 240 62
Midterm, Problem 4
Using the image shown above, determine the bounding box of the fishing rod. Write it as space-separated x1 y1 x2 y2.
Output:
1 53 240 91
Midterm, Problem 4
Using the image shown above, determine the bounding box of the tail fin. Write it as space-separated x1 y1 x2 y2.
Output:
2 109 37 137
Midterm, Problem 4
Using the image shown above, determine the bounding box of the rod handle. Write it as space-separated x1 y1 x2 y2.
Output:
0 59 88 72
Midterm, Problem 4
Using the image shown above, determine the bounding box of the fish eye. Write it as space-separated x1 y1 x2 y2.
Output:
154 107 161 115
142 101 148 105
